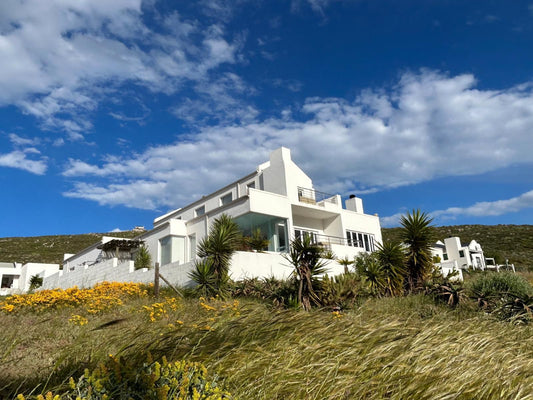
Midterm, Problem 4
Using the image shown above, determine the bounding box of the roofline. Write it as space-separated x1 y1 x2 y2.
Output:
154 169 259 226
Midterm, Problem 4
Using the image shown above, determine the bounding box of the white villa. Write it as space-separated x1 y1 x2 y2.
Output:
431 236 490 280
42 147 383 290
0 261 60 295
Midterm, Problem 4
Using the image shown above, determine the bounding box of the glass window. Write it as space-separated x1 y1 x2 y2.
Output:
277 223 287 251
443 253 448 261
160 236 172 266
247 181 255 190
459 250 465 258
195 205 205 217
189 235 196 261
346 230 375 252
220 193 233 206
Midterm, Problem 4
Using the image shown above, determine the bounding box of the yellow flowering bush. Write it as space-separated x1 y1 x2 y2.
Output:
143 297 181 322
68 314 89 326
17 355 231 400
0 282 148 314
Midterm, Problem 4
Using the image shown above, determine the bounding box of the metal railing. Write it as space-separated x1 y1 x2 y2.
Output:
297 187 338 206
294 230 348 247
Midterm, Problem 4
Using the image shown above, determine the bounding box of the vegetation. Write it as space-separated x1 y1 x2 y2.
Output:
1 290 532 399
134 245 152 270
383 224 533 270
243 228 270 252
0 231 139 265
192 214 241 296
399 209 436 291
283 235 328 310
28 275 43 291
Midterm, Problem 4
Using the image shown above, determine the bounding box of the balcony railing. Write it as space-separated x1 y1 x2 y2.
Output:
297 187 338 206
294 230 348 247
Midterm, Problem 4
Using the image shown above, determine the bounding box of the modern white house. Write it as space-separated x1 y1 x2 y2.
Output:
0 261 60 295
42 147 383 290
431 236 490 280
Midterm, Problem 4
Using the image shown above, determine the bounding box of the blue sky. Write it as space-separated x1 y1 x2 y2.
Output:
1 0 533 237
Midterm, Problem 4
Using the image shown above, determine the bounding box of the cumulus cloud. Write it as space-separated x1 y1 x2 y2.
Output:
0 150 47 175
62 70 533 211
381 190 533 227
0 0 243 137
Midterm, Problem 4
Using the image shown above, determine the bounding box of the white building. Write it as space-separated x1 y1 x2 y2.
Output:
43 147 383 289
431 237 488 280
0 261 60 295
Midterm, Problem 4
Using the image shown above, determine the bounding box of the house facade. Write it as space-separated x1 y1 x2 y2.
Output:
136 147 382 277
43 147 382 290
0 261 60 295
431 236 489 280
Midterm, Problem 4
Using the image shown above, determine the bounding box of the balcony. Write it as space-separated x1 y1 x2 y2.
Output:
297 187 338 206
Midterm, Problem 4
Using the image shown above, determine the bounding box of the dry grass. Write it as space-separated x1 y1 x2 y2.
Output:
1 295 532 399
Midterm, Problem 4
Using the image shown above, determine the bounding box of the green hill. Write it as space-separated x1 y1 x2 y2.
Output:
382 224 533 270
0 231 140 265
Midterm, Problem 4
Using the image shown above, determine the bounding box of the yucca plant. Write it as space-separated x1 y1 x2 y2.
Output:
196 214 241 293
134 245 152 270
244 228 270 252
375 241 407 296
189 259 220 298
283 235 328 310
28 275 43 291
399 209 436 292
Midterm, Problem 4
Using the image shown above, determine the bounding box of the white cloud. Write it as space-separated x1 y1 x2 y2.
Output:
381 190 533 227
62 70 533 211
432 190 533 219
0 150 47 175
0 0 242 138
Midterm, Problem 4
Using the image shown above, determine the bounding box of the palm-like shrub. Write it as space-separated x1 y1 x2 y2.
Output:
354 253 385 295
193 214 241 295
244 228 270 252
134 245 152 270
28 275 43 291
399 209 435 292
189 259 221 298
283 235 328 310
337 257 353 274
375 241 407 296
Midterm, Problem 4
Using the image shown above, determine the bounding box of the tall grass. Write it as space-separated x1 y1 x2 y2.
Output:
2 294 532 399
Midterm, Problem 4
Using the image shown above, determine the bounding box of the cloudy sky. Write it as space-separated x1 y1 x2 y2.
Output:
1 0 533 236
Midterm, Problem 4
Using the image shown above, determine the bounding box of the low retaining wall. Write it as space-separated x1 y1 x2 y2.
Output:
42 258 195 290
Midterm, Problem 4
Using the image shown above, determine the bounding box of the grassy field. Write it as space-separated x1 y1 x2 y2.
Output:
1 290 532 399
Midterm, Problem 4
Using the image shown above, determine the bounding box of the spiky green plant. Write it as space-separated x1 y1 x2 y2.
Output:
337 256 354 274
197 214 241 291
28 275 43 291
244 228 270 252
134 245 152 270
283 235 328 310
399 209 435 292
189 259 219 298
375 241 407 296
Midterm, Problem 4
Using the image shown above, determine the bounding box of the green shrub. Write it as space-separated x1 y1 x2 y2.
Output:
319 273 365 309
467 272 533 310
230 276 298 308
18 355 231 400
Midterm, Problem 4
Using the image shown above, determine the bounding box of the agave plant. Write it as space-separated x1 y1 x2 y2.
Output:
189 259 220 298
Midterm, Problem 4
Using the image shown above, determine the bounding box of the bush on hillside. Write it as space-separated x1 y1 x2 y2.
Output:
17 355 231 400
467 272 533 311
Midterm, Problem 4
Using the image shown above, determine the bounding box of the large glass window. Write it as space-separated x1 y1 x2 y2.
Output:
294 228 318 244
160 236 186 266
189 235 196 261
346 230 375 252
234 213 288 252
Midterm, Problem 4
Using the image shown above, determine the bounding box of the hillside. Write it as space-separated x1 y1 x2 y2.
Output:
0 231 140 265
0 225 531 270
382 224 533 270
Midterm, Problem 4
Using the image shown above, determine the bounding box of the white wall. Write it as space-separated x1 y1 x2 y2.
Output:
42 258 196 290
